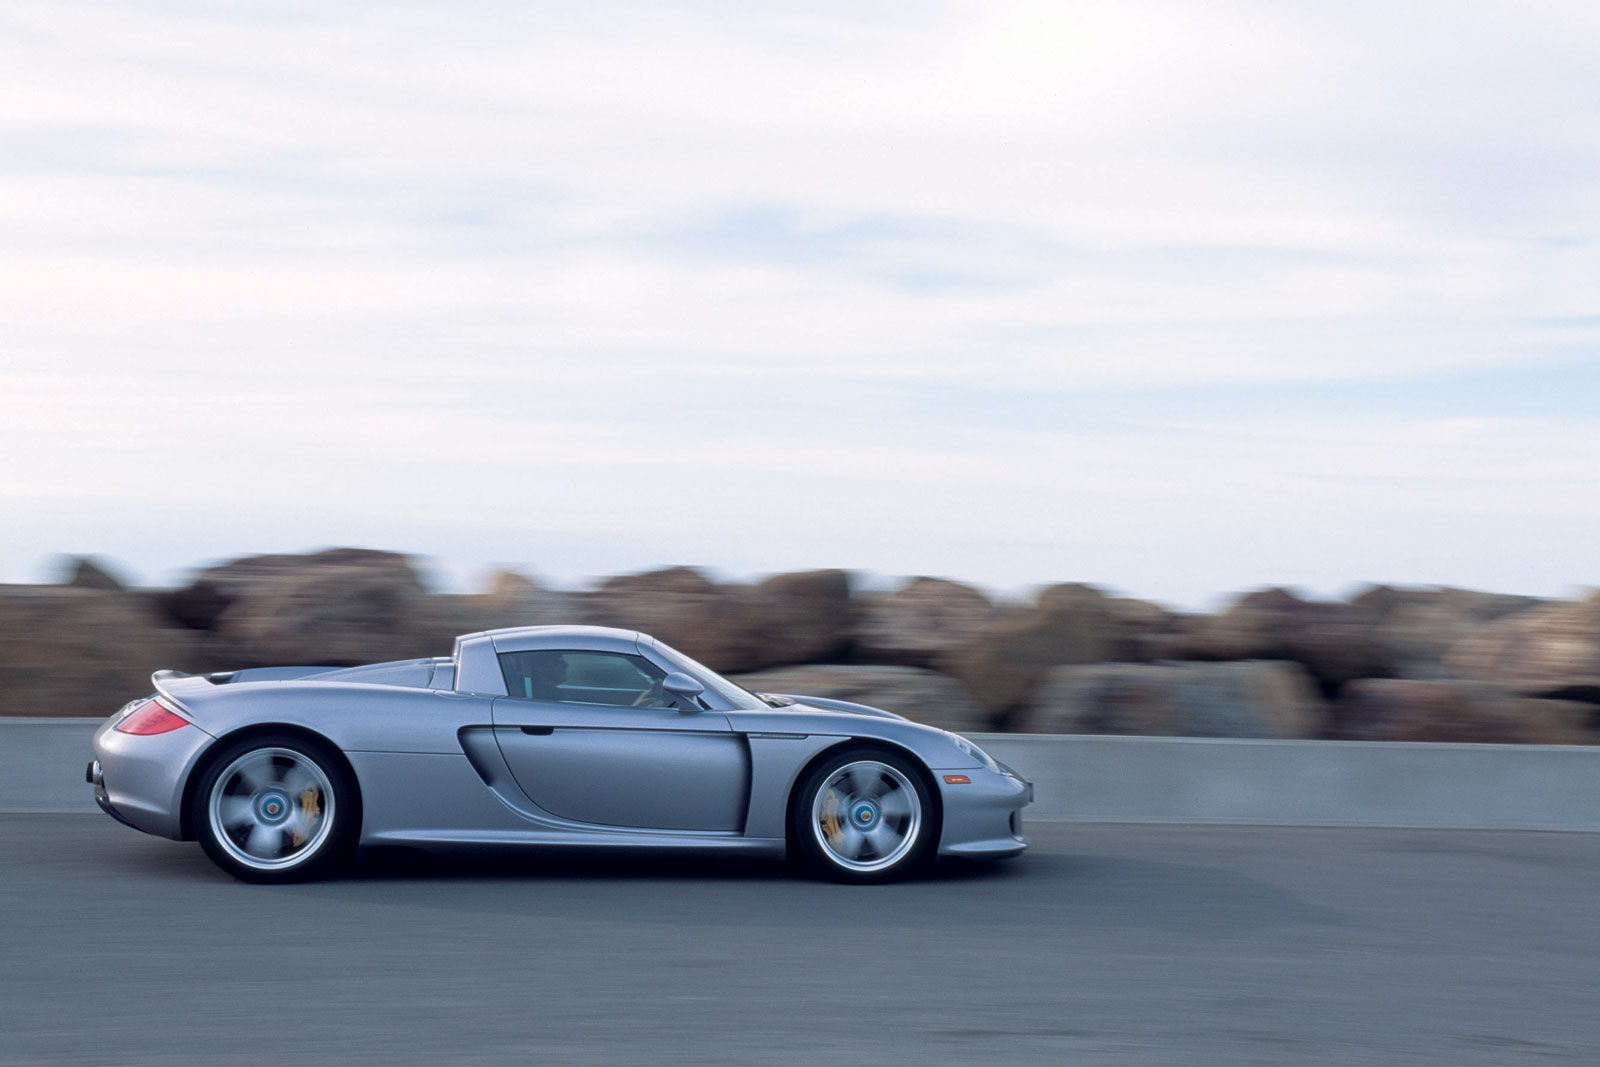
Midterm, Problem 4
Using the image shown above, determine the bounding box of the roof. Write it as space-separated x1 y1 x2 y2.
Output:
474 624 647 655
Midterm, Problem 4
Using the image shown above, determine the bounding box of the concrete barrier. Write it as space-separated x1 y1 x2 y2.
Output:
6 720 1600 830
976 734 1600 830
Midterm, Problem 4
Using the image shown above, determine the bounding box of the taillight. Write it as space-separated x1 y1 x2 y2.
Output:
114 699 190 736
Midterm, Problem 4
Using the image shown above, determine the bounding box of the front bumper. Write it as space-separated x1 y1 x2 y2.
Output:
934 761 1032 859
91 715 215 840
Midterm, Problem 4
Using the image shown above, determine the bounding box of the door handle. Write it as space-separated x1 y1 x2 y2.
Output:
519 726 555 736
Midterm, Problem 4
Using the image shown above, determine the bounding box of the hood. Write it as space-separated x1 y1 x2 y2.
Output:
761 693 909 721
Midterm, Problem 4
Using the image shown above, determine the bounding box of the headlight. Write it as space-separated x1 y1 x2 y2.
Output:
948 732 999 772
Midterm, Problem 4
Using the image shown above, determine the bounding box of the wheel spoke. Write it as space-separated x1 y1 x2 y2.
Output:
863 823 901 857
218 795 256 828
833 825 867 859
244 822 281 858
279 762 315 797
846 764 882 800
232 761 271 796
877 788 911 822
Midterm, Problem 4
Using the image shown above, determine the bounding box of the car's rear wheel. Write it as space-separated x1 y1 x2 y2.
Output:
191 733 357 884
791 747 936 883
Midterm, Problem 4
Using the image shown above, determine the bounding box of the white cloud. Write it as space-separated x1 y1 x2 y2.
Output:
2 0 1598 600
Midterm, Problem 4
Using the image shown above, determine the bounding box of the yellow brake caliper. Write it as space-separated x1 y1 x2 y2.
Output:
292 785 321 848
819 788 843 846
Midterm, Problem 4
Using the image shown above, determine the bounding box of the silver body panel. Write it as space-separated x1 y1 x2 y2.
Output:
92 712 215 839
91 625 1030 863
490 711 748 831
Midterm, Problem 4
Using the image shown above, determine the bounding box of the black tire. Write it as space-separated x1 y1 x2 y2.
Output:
790 747 937 884
190 732 359 884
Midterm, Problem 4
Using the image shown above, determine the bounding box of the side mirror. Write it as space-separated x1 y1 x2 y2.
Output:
662 672 705 712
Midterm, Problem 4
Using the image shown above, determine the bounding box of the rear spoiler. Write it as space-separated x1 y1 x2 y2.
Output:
151 670 198 716
152 666 327 687
150 666 330 715
206 666 332 684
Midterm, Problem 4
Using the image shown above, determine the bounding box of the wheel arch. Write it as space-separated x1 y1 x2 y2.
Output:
782 736 943 852
180 722 364 842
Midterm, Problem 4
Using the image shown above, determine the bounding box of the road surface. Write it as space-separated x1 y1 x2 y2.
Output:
3 817 1597 1065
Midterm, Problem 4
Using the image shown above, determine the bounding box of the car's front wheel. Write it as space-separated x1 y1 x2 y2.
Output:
191 733 358 884
791 747 936 883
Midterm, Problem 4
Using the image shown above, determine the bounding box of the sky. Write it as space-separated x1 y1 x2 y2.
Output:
2 0 1598 609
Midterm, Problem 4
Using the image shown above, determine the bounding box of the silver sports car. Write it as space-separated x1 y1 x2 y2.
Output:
89 625 1031 883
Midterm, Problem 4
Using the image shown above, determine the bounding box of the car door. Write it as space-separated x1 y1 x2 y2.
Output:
490 649 750 832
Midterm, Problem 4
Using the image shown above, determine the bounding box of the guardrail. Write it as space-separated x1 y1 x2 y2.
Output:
7 720 1600 830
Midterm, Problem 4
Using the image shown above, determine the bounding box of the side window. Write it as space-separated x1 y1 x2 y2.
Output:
498 650 673 709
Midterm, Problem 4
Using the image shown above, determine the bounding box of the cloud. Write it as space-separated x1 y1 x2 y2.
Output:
2 0 1598 599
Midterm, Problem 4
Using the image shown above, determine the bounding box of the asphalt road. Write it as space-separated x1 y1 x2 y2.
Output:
3 817 1597 1066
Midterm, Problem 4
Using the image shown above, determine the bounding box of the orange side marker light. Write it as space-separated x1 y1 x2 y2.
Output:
943 775 972 785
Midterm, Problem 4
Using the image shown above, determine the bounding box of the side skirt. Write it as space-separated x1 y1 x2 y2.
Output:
361 829 787 857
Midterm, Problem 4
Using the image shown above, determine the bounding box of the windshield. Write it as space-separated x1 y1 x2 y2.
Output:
648 640 768 711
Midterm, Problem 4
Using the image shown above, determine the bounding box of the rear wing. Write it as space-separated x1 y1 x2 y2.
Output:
206 666 333 684
150 669 202 716
149 666 330 715
152 667 329 687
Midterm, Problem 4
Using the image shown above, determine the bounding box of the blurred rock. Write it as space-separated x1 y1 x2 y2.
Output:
0 587 199 715
482 568 548 607
1372 603 1479 680
61 555 127 592
750 569 855 665
478 569 589 628
583 567 853 673
940 583 1120 724
1347 585 1549 680
13 544 1600 749
1432 587 1547 621
1346 584 1415 619
1344 585 1542 675
208 556 432 667
199 547 419 595
163 548 420 631
1332 678 1592 744
1350 585 1544 624
1173 587 1390 696
1104 596 1185 662
853 577 1003 668
419 569 590 649
157 580 231 631
1017 660 1321 738
1443 592 1600 698
582 566 744 668
729 664 991 733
